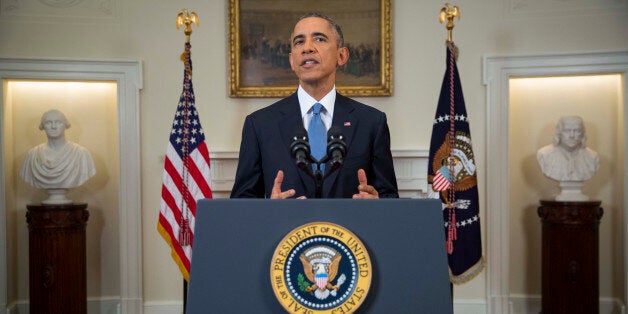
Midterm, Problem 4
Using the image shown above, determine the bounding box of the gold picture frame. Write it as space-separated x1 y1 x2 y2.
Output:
228 0 392 98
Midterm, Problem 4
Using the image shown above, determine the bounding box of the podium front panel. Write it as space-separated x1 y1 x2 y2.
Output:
187 199 452 313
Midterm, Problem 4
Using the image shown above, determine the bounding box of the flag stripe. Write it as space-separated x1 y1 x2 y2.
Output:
164 152 201 215
433 172 450 191
165 142 210 202
196 141 211 168
160 175 197 240
162 154 199 248
160 181 195 260
157 221 190 278
158 211 191 270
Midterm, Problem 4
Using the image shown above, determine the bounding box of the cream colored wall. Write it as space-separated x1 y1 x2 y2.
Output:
5 81 120 300
0 0 626 307
509 75 624 299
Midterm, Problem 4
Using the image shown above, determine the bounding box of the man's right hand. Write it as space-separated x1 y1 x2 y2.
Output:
271 170 304 199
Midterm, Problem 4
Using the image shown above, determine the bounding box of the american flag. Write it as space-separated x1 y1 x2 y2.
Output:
158 42 212 281
427 42 484 284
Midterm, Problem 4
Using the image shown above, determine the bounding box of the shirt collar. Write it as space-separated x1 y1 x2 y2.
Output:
297 85 336 118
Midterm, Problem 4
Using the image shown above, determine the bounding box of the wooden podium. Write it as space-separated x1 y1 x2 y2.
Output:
537 200 603 314
26 203 89 314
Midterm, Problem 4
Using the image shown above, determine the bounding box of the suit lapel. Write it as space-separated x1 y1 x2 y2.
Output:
278 93 302 153
278 93 315 196
323 93 357 197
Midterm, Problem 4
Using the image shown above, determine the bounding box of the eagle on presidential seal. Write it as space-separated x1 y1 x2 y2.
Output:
299 246 347 300
430 131 477 195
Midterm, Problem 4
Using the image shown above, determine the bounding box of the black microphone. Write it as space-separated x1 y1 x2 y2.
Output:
290 128 311 171
327 126 346 172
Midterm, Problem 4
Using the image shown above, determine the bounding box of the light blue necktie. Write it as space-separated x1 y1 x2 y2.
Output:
308 103 326 173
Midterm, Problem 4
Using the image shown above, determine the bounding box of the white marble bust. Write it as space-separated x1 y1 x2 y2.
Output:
536 116 599 201
20 109 96 204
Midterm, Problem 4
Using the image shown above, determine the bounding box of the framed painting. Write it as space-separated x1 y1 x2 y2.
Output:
228 0 392 98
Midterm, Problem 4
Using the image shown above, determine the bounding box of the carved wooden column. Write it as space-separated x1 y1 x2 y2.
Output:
537 200 603 314
26 203 89 314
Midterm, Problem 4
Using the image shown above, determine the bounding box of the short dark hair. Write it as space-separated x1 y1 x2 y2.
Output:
294 12 344 48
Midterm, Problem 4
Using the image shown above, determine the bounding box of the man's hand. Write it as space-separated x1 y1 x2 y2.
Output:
271 170 306 199
352 169 379 199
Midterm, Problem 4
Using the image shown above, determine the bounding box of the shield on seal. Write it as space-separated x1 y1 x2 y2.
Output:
315 273 328 291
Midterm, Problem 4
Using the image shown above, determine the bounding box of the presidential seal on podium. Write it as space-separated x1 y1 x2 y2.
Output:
270 222 372 313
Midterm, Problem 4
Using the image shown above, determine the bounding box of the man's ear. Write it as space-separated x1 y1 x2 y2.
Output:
337 47 349 67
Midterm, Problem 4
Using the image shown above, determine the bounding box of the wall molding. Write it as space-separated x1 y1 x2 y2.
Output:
0 58 143 314
208 149 430 199
504 0 627 19
0 0 118 22
483 50 628 314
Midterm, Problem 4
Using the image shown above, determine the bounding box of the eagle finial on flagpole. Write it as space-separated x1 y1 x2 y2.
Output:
439 3 460 43
176 8 199 43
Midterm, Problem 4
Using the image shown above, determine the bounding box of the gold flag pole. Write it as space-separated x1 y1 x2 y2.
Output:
176 9 199 75
176 8 199 43
439 4 460 42
175 8 200 312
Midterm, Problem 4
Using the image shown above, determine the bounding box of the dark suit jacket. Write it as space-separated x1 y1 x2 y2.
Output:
230 92 398 199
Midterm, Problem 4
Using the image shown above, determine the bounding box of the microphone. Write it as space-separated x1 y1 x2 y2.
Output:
327 126 346 172
290 128 311 171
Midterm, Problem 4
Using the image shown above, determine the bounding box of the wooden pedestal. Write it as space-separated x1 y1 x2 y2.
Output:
26 203 89 314
537 200 603 314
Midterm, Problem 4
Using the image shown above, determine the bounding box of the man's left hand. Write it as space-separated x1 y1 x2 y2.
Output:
352 169 379 199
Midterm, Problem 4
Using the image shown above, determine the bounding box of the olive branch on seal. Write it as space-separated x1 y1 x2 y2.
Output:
297 273 311 292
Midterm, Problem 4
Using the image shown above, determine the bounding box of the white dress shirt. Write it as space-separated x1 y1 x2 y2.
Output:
297 85 335 131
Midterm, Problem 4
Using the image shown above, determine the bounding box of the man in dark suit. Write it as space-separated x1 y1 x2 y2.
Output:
231 13 398 199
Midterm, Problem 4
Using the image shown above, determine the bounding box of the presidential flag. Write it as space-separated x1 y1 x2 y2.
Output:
427 42 484 284
158 42 213 281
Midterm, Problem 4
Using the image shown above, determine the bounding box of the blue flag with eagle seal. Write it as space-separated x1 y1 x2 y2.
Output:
428 42 484 284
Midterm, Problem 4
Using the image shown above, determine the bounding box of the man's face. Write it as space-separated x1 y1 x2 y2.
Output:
289 17 348 87
559 119 584 151
41 112 67 140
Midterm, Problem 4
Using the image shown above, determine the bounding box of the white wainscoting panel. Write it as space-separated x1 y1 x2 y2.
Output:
208 150 429 199
509 295 625 314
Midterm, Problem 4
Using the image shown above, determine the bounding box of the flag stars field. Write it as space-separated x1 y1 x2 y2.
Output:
434 114 468 125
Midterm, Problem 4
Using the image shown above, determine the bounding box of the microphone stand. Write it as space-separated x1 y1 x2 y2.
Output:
313 164 324 199
292 154 327 199
309 155 338 199
291 129 345 198
311 129 345 198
